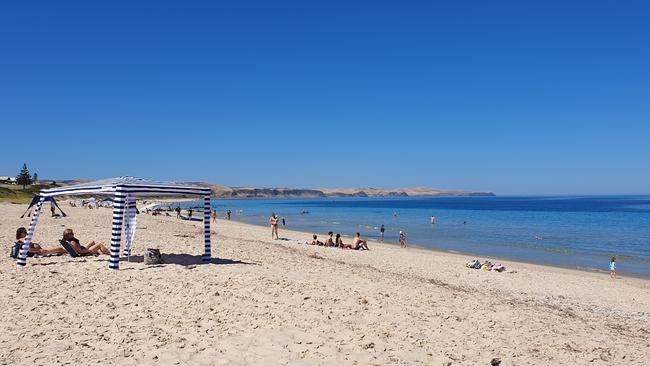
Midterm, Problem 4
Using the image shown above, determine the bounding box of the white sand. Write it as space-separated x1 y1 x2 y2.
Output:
1 202 648 365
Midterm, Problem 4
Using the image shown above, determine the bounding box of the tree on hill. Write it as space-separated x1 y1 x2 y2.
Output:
16 163 33 189
32 172 38 183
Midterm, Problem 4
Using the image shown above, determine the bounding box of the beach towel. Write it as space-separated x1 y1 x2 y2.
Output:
491 264 506 272
466 259 481 269
180 216 202 222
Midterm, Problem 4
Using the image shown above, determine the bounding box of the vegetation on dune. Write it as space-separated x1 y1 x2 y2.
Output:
0 185 42 204
1 163 49 203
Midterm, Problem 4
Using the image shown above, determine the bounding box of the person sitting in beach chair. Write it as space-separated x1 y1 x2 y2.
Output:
11 227 66 258
350 232 369 250
59 228 110 257
324 232 335 247
310 234 324 246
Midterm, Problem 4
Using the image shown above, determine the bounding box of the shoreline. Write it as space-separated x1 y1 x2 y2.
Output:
181 195 650 278
227 217 650 281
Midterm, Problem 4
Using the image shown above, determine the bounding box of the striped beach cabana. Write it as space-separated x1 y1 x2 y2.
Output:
16 177 212 270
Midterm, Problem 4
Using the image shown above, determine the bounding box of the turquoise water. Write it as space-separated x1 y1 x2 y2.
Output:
182 196 650 277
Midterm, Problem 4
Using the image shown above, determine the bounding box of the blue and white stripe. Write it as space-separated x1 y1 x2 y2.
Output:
40 177 211 197
18 177 213 270
16 196 45 267
203 194 212 262
109 189 126 270
122 196 137 258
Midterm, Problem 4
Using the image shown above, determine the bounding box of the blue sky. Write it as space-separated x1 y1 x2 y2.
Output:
1 1 649 195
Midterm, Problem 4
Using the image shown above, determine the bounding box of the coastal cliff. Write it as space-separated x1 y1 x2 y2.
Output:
190 183 495 198
26 180 494 199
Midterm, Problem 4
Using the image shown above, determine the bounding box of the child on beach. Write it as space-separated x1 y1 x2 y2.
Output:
610 257 617 279
399 231 406 248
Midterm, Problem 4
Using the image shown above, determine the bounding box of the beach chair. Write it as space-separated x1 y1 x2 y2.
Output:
58 240 94 257
10 242 22 258
10 242 35 258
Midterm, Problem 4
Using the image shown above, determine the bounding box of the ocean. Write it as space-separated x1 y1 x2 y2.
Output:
182 196 650 277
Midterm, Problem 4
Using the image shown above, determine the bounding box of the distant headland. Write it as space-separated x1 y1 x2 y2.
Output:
4 179 494 200
189 183 495 198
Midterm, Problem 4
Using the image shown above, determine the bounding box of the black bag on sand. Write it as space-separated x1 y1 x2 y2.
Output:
10 243 21 258
144 248 163 265
10 242 34 258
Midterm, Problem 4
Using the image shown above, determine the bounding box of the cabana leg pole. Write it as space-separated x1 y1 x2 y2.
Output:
123 196 136 258
17 196 45 267
122 197 132 257
109 189 126 270
129 210 137 257
202 194 211 262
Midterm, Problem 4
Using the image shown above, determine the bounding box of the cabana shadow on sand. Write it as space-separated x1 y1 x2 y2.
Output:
124 253 256 266
16 177 212 271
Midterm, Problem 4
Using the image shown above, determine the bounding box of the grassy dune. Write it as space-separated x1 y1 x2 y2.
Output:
0 184 46 204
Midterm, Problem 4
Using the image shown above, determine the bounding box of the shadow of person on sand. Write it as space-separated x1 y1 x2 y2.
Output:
123 253 257 267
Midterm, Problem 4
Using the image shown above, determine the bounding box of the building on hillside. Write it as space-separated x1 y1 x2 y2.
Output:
0 176 17 184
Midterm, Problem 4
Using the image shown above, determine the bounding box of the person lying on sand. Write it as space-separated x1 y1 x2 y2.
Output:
62 229 110 255
324 232 335 247
310 234 324 246
15 227 67 256
350 232 369 250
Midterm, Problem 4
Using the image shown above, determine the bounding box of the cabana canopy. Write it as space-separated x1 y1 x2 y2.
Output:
20 195 66 218
16 177 213 270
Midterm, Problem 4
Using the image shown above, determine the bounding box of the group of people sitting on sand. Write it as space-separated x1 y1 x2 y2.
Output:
465 259 506 272
11 227 110 258
309 232 369 250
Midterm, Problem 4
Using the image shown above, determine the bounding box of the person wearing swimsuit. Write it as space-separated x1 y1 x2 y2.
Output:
269 213 279 240
62 229 110 255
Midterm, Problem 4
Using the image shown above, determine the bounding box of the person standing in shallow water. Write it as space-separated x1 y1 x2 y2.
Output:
399 231 407 248
269 213 279 240
610 257 617 279
379 224 385 242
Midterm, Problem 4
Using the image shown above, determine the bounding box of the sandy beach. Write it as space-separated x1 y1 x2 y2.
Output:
1 202 649 365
